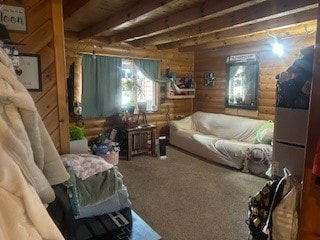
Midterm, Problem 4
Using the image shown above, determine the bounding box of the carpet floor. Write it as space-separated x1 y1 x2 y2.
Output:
117 145 267 240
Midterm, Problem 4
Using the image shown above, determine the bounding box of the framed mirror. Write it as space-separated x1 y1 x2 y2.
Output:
225 53 259 110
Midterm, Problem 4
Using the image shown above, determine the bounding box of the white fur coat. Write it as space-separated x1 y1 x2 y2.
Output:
0 47 69 239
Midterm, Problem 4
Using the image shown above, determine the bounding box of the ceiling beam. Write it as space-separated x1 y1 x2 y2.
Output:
157 8 318 50
111 0 267 43
78 0 176 40
128 0 318 47
179 21 317 52
63 0 90 20
193 33 316 57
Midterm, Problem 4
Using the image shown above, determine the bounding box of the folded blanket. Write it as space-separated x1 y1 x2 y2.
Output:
61 153 114 180
65 166 123 206
0 47 69 203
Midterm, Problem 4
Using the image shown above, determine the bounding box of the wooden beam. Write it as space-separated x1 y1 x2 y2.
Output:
52 0 70 154
78 0 176 40
111 0 267 43
179 23 317 52
191 32 315 57
157 9 318 50
93 36 112 45
64 30 79 41
129 0 318 47
63 0 90 20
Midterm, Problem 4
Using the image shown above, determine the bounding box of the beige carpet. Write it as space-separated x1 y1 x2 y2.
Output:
117 145 267 240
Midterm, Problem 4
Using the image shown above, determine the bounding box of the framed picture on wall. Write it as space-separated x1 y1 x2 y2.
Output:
16 54 42 91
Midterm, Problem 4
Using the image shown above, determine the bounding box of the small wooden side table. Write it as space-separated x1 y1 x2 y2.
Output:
126 124 156 161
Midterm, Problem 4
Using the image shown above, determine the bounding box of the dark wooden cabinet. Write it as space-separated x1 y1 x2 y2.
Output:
118 125 157 160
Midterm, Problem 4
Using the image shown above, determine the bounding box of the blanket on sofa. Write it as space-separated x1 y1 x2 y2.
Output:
0 47 69 203
169 111 273 172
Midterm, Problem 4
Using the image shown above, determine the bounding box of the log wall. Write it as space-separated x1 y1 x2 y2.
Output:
65 36 194 140
3 2 320 239
194 35 316 121
8 0 69 153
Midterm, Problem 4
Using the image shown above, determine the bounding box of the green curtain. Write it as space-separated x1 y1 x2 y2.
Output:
82 55 122 118
133 59 163 82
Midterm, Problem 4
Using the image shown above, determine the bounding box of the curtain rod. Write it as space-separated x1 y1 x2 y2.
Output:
76 51 162 61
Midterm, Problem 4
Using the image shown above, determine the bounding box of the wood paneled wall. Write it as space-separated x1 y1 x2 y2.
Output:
66 32 316 140
3 2 320 238
299 10 320 239
8 0 69 153
194 34 316 121
65 35 194 140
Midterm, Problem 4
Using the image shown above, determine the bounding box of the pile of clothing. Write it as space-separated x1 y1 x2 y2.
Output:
61 154 131 219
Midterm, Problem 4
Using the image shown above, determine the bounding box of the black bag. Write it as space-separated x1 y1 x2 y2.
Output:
247 180 278 240
246 173 287 240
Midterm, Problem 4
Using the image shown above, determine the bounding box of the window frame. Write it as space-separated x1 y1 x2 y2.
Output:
121 58 159 113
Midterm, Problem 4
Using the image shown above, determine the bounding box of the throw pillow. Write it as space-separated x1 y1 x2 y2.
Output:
256 121 274 144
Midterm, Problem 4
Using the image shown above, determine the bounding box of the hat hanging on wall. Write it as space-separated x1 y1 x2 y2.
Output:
0 23 24 46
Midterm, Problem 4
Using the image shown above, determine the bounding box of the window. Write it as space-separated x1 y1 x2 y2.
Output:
226 54 259 110
121 59 156 113
80 55 159 119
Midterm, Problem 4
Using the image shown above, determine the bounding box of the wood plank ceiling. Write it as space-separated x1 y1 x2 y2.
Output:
63 0 319 52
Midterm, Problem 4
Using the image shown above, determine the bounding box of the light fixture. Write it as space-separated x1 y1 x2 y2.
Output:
272 41 284 57
92 50 96 59
92 44 97 59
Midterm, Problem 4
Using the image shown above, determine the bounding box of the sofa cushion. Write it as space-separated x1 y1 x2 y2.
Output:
192 134 220 148
191 135 245 169
214 139 252 163
192 111 268 143
170 115 195 131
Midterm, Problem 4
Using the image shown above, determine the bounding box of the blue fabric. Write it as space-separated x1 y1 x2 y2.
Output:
82 55 122 118
133 58 161 82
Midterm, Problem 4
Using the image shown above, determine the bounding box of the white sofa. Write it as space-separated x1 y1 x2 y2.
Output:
169 111 273 173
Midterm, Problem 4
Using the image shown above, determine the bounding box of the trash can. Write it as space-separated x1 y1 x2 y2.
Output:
159 136 167 159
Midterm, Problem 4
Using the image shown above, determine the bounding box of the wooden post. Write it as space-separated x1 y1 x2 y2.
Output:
51 0 70 154
298 5 320 240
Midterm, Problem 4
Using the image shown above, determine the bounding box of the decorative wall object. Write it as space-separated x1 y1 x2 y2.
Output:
17 54 42 91
204 72 215 86
0 4 27 32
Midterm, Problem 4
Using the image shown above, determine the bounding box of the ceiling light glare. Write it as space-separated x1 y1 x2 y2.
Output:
273 42 284 57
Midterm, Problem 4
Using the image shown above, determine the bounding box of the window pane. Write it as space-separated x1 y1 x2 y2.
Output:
121 59 156 112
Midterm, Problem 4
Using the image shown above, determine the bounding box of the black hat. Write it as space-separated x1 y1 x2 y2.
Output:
0 23 24 46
